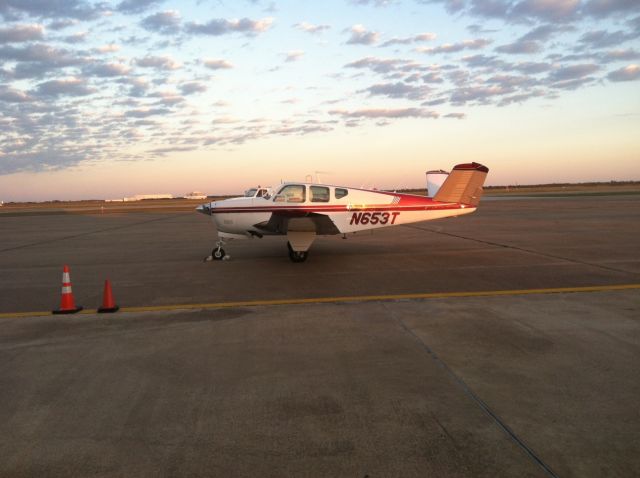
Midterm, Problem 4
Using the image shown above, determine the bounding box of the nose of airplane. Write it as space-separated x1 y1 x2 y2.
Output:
196 202 212 215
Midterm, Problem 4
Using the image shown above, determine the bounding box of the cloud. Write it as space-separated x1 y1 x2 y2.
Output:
116 0 166 14
469 0 511 18
294 22 330 34
0 23 44 43
584 0 640 17
345 56 413 74
511 0 580 22
431 0 638 22
124 107 172 118
84 62 131 77
0 85 33 102
462 53 508 68
140 10 181 34
450 85 513 104
95 44 120 53
285 50 304 62
47 19 77 30
497 24 572 54
186 17 274 36
521 24 572 42
380 32 437 47
330 107 438 119
512 61 552 73
578 29 640 49
497 89 545 105
62 31 89 43
179 81 207 94
607 64 640 82
361 82 430 100
35 77 95 97
0 0 105 21
0 43 81 63
443 112 466 118
603 49 640 62
122 77 150 98
496 39 541 54
350 0 395 5
0 43 87 78
417 38 491 54
550 63 599 81
203 58 233 70
346 24 379 45
135 55 181 70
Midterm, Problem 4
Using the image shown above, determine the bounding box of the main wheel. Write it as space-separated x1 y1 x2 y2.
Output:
288 249 308 263
212 247 226 260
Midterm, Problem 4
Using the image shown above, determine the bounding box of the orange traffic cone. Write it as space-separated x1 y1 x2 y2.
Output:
98 279 119 313
52 265 83 314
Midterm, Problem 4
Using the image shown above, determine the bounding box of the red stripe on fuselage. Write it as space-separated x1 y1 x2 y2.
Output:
210 203 462 214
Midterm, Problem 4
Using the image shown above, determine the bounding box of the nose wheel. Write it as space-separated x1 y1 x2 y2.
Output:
205 239 229 261
212 246 226 260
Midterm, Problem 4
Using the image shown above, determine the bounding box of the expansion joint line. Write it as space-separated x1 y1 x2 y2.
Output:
385 304 560 478
0 214 188 254
405 224 635 276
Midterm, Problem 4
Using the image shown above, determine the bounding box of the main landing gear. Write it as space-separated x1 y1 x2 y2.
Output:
287 241 308 263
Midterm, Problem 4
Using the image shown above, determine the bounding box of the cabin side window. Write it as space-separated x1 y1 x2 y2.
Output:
335 188 349 199
274 185 306 203
310 186 330 203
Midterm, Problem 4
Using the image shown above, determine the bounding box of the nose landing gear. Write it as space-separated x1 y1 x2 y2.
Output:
204 239 230 261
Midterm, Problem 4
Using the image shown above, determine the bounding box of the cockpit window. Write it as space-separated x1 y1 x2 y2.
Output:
335 188 348 199
310 186 330 203
274 185 306 203
244 188 257 197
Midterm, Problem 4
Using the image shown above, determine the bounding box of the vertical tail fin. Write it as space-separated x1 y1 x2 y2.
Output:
433 162 489 206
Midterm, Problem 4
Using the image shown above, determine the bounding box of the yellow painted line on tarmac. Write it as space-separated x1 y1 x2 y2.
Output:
1 283 639 319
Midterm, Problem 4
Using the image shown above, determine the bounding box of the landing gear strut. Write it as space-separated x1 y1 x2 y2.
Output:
212 246 225 260
204 239 228 261
287 241 308 263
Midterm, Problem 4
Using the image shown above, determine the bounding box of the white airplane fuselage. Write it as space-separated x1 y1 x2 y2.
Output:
206 188 475 236
197 162 489 261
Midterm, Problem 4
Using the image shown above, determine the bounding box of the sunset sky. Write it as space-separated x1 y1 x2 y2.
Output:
1 0 639 201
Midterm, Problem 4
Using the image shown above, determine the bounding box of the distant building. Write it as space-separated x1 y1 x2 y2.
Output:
184 191 207 200
105 193 173 202
129 194 173 201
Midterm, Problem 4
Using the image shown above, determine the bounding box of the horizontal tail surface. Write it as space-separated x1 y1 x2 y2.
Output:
433 162 489 207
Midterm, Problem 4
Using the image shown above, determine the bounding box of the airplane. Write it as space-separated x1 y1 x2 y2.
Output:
197 162 489 262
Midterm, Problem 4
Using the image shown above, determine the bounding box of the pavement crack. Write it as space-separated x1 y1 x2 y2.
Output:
404 224 637 276
0 214 189 254
384 303 560 478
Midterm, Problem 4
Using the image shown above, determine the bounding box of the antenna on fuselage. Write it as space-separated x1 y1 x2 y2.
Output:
315 171 332 184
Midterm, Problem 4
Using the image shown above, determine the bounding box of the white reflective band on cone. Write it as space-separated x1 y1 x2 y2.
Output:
62 286 72 294
63 272 70 282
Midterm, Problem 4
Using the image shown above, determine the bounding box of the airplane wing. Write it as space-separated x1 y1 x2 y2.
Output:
254 211 341 236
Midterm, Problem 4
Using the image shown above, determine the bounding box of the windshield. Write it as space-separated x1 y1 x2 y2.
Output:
244 188 257 197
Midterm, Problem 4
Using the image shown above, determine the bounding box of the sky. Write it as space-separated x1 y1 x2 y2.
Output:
0 0 639 201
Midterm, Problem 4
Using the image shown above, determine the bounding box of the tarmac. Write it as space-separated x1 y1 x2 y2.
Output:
0 195 639 477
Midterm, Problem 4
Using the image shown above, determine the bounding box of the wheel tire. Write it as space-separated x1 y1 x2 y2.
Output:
288 249 308 263
213 247 226 260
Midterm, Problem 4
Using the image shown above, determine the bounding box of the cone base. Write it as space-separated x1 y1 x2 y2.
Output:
53 306 83 314
98 305 119 313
